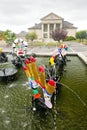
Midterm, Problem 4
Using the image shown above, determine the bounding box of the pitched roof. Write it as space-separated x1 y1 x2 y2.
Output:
41 12 63 20
28 23 41 30
62 21 77 29
28 13 77 30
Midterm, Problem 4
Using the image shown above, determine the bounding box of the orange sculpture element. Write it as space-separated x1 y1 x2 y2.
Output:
34 93 41 99
59 44 66 48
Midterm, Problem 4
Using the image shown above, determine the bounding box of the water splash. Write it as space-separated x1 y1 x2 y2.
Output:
4 95 9 99
22 122 28 128
61 83 87 107
8 84 14 88
4 119 10 125
53 92 57 130
1 109 6 114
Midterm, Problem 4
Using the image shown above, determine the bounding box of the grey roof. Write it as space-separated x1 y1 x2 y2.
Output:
62 21 77 29
28 23 42 29
28 21 77 30
28 13 77 30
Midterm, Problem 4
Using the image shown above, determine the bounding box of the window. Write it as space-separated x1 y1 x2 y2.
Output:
50 24 54 32
43 24 48 32
56 24 60 30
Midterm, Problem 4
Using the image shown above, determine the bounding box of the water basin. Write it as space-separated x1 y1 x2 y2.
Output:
0 56 87 130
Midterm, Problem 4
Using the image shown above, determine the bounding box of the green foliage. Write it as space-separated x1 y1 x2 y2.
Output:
65 36 76 41
25 32 38 41
25 33 30 41
3 30 16 44
51 29 67 42
0 31 4 40
31 41 59 46
75 30 87 41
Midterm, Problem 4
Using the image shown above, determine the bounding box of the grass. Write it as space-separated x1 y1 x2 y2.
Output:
76 39 87 45
29 40 87 47
31 41 60 46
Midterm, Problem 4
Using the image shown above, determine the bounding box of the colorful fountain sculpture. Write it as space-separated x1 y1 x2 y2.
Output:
23 56 62 111
11 42 68 110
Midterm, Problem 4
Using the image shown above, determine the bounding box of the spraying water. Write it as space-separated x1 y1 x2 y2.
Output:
53 91 57 130
61 83 87 107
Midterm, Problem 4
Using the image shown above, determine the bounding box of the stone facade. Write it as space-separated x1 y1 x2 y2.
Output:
28 12 77 42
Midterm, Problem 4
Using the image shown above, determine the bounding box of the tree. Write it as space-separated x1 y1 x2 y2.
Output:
3 30 16 45
0 31 4 40
25 33 30 41
51 29 67 42
25 32 38 41
75 30 87 41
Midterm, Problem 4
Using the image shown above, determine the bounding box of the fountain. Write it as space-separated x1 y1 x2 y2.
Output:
0 55 87 130
0 42 87 130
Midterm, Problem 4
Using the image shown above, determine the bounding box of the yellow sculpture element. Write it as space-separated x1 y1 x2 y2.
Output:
0 48 2 53
38 66 46 89
49 56 55 66
46 79 56 95
25 59 34 78
23 66 31 78
30 57 39 82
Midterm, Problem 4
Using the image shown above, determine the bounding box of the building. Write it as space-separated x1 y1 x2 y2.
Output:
28 12 77 42
16 31 27 40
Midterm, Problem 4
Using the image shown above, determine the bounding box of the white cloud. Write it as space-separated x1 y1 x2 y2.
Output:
0 0 87 33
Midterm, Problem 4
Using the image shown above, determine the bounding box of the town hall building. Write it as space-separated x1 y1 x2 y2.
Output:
28 12 77 41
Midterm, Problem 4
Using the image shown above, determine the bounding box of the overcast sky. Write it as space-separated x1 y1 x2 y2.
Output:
0 0 87 33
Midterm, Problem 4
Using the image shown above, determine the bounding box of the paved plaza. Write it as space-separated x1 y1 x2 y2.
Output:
0 41 87 64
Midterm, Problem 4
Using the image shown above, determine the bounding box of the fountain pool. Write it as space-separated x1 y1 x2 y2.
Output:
0 55 87 130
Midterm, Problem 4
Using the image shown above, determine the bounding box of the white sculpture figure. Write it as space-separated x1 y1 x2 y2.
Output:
12 38 28 56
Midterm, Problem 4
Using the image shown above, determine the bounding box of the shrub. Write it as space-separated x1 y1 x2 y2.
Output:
65 36 76 41
25 32 38 41
51 29 67 42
